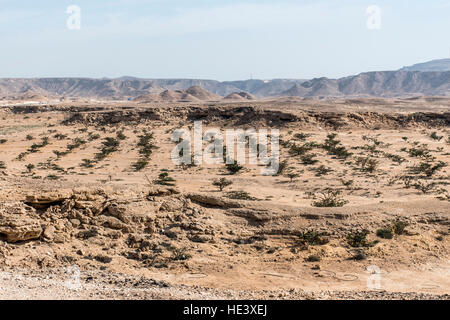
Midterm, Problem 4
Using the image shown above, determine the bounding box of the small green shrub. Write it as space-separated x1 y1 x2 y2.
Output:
212 178 233 191
346 230 370 247
376 228 393 239
312 189 348 207
154 172 176 186
225 161 243 175
225 190 257 201
392 220 408 235
305 255 321 262
300 230 329 245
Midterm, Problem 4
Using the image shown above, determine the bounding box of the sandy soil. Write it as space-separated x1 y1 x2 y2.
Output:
0 98 449 299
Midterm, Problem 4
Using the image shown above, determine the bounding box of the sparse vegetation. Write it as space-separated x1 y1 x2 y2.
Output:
96 137 120 161
430 131 443 141
355 156 379 173
409 161 446 177
392 220 408 235
154 172 176 186
376 228 393 239
285 171 299 182
299 230 329 246
212 178 233 191
346 230 371 247
322 133 352 159
300 153 318 165
225 190 257 201
312 189 348 207
225 161 243 175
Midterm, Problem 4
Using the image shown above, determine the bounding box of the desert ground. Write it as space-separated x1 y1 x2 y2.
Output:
0 97 449 299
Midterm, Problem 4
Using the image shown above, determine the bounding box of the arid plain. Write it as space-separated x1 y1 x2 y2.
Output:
0 96 449 299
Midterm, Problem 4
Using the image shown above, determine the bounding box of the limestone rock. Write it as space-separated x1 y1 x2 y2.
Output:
185 193 241 209
0 216 42 243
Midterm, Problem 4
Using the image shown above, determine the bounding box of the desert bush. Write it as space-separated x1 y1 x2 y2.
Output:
392 220 408 235
53 150 68 158
95 137 120 160
154 172 176 186
362 136 390 152
132 159 149 172
314 165 332 176
400 175 415 188
300 153 318 165
25 163 35 173
54 133 67 140
384 153 405 164
170 247 191 261
225 190 257 201
225 161 243 175
340 179 354 189
285 171 299 182
16 152 27 161
409 161 446 177
322 133 352 159
413 181 436 194
312 189 348 207
0 161 6 169
376 228 393 239
293 132 311 141
300 230 329 245
323 133 340 150
289 143 313 156
116 130 127 140
305 255 321 262
67 138 86 151
351 250 367 260
88 133 100 141
355 156 379 173
80 159 95 168
212 178 233 191
346 230 370 247
28 137 50 153
132 132 156 171
407 145 432 159
430 132 443 141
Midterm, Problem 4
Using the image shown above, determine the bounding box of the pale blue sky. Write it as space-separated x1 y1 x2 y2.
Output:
1 0 449 80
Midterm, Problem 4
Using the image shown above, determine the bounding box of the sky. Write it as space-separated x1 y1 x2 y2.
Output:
0 0 449 80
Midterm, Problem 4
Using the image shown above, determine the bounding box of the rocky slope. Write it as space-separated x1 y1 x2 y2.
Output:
400 59 450 72
280 71 450 97
0 70 448 99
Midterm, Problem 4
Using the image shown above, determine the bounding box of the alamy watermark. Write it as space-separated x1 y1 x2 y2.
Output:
171 121 280 176
67 5 81 30
366 265 382 290
366 5 381 30
65 265 82 291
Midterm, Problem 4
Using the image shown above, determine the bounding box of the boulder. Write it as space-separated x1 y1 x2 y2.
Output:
0 216 42 242
0 202 42 242
185 193 242 209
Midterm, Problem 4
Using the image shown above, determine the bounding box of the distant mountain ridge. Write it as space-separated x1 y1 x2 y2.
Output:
400 59 450 72
0 59 449 99
279 71 450 97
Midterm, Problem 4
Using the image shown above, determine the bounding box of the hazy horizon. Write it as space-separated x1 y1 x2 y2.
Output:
1 0 449 81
